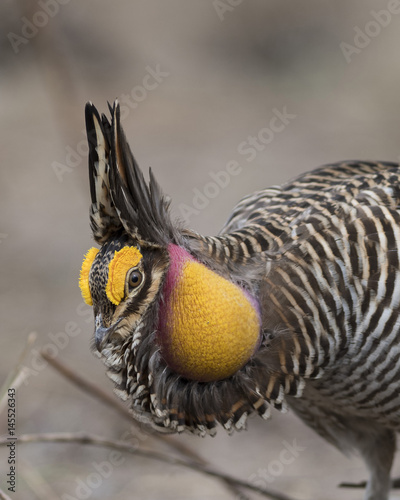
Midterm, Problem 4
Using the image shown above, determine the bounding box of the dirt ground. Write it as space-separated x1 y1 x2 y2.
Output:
1 1 400 499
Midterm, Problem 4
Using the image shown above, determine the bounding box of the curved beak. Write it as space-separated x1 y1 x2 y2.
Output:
94 315 123 352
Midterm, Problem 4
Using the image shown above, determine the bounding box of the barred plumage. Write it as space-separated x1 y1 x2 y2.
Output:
80 101 400 500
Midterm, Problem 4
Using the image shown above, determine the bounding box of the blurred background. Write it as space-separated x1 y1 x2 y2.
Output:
1 1 400 499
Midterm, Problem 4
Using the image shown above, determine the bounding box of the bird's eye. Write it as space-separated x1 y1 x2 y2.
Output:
127 269 143 290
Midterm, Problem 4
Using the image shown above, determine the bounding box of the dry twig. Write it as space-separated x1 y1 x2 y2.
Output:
19 459 61 500
0 332 37 414
0 432 299 500
0 488 13 500
40 351 247 499
40 351 203 460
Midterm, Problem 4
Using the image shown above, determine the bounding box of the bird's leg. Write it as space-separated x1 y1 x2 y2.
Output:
288 394 396 500
359 427 396 500
339 427 396 499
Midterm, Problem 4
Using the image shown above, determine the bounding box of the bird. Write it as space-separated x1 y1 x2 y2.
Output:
80 100 400 500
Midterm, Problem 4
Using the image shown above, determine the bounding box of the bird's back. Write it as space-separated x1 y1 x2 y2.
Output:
222 160 400 238
223 161 400 434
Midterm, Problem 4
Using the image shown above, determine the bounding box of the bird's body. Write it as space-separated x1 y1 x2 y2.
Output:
224 161 400 431
80 102 400 500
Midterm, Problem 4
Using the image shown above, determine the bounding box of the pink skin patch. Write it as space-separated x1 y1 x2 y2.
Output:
243 289 262 321
162 244 195 296
157 244 194 338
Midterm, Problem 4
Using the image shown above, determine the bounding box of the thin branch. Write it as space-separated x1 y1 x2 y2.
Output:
338 479 400 490
39 352 249 499
339 480 366 489
40 351 202 462
0 432 299 500
40 351 139 423
19 459 60 500
0 332 37 414
0 489 12 500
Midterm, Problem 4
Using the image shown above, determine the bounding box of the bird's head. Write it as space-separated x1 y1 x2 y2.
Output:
79 101 300 434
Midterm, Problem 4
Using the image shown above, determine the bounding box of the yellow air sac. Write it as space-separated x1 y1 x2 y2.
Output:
159 247 261 382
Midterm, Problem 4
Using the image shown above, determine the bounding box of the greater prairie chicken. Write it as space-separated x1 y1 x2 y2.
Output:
80 101 400 500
